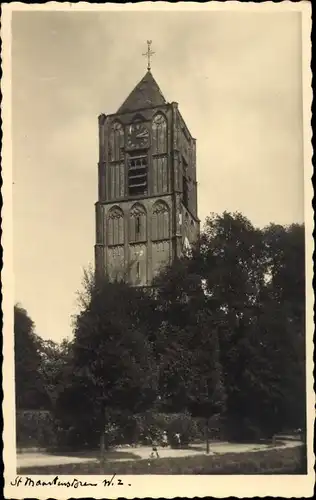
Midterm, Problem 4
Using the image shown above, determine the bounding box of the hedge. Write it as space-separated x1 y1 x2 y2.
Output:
52 409 224 449
101 410 224 448
16 410 57 449
16 409 224 450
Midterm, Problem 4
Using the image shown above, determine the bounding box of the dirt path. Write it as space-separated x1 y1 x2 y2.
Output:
17 440 302 468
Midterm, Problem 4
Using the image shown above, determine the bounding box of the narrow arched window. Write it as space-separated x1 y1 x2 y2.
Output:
152 114 167 154
107 207 124 246
109 122 124 162
152 114 168 194
152 201 170 241
108 122 125 200
130 204 147 243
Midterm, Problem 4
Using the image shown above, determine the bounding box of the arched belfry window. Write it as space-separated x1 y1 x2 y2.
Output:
108 122 125 200
130 203 147 243
109 122 124 161
152 114 168 194
152 201 170 241
152 114 167 154
107 207 124 246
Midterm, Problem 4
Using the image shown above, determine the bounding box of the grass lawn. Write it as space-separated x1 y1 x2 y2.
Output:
18 445 307 475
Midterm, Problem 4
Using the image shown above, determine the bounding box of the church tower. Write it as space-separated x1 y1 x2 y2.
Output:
95 44 199 286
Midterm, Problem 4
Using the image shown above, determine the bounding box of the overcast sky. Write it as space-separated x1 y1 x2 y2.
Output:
12 7 304 342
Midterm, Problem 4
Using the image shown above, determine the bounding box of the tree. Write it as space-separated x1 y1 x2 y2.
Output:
150 256 226 454
196 214 306 439
263 223 305 323
58 214 306 448
153 256 227 446
37 338 73 409
55 275 158 448
152 213 304 441
261 223 306 432
14 304 49 410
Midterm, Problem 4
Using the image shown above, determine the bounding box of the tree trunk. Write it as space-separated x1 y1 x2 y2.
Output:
100 431 105 457
99 431 105 474
100 407 106 471
205 417 210 454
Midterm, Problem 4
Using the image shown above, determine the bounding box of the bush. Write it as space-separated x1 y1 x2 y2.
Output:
130 411 208 447
52 408 224 450
166 413 199 447
207 413 225 440
87 410 205 448
96 410 224 448
54 423 101 451
224 416 273 443
16 410 57 449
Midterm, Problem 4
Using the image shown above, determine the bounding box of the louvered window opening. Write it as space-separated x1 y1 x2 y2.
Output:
128 155 148 196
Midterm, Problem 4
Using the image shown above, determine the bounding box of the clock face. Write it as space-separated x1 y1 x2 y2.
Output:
126 123 149 149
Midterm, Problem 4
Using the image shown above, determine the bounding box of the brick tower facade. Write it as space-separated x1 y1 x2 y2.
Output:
95 70 199 285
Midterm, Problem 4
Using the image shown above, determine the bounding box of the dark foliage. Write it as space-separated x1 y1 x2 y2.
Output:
15 212 306 448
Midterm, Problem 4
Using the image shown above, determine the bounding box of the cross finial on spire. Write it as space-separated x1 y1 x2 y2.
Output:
142 40 155 71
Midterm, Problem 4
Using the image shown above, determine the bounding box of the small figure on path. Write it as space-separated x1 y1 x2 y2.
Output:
150 445 160 459
175 432 181 448
149 436 160 458
161 431 168 448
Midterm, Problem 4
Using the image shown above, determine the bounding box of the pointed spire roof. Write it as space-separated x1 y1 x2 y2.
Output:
117 71 167 114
